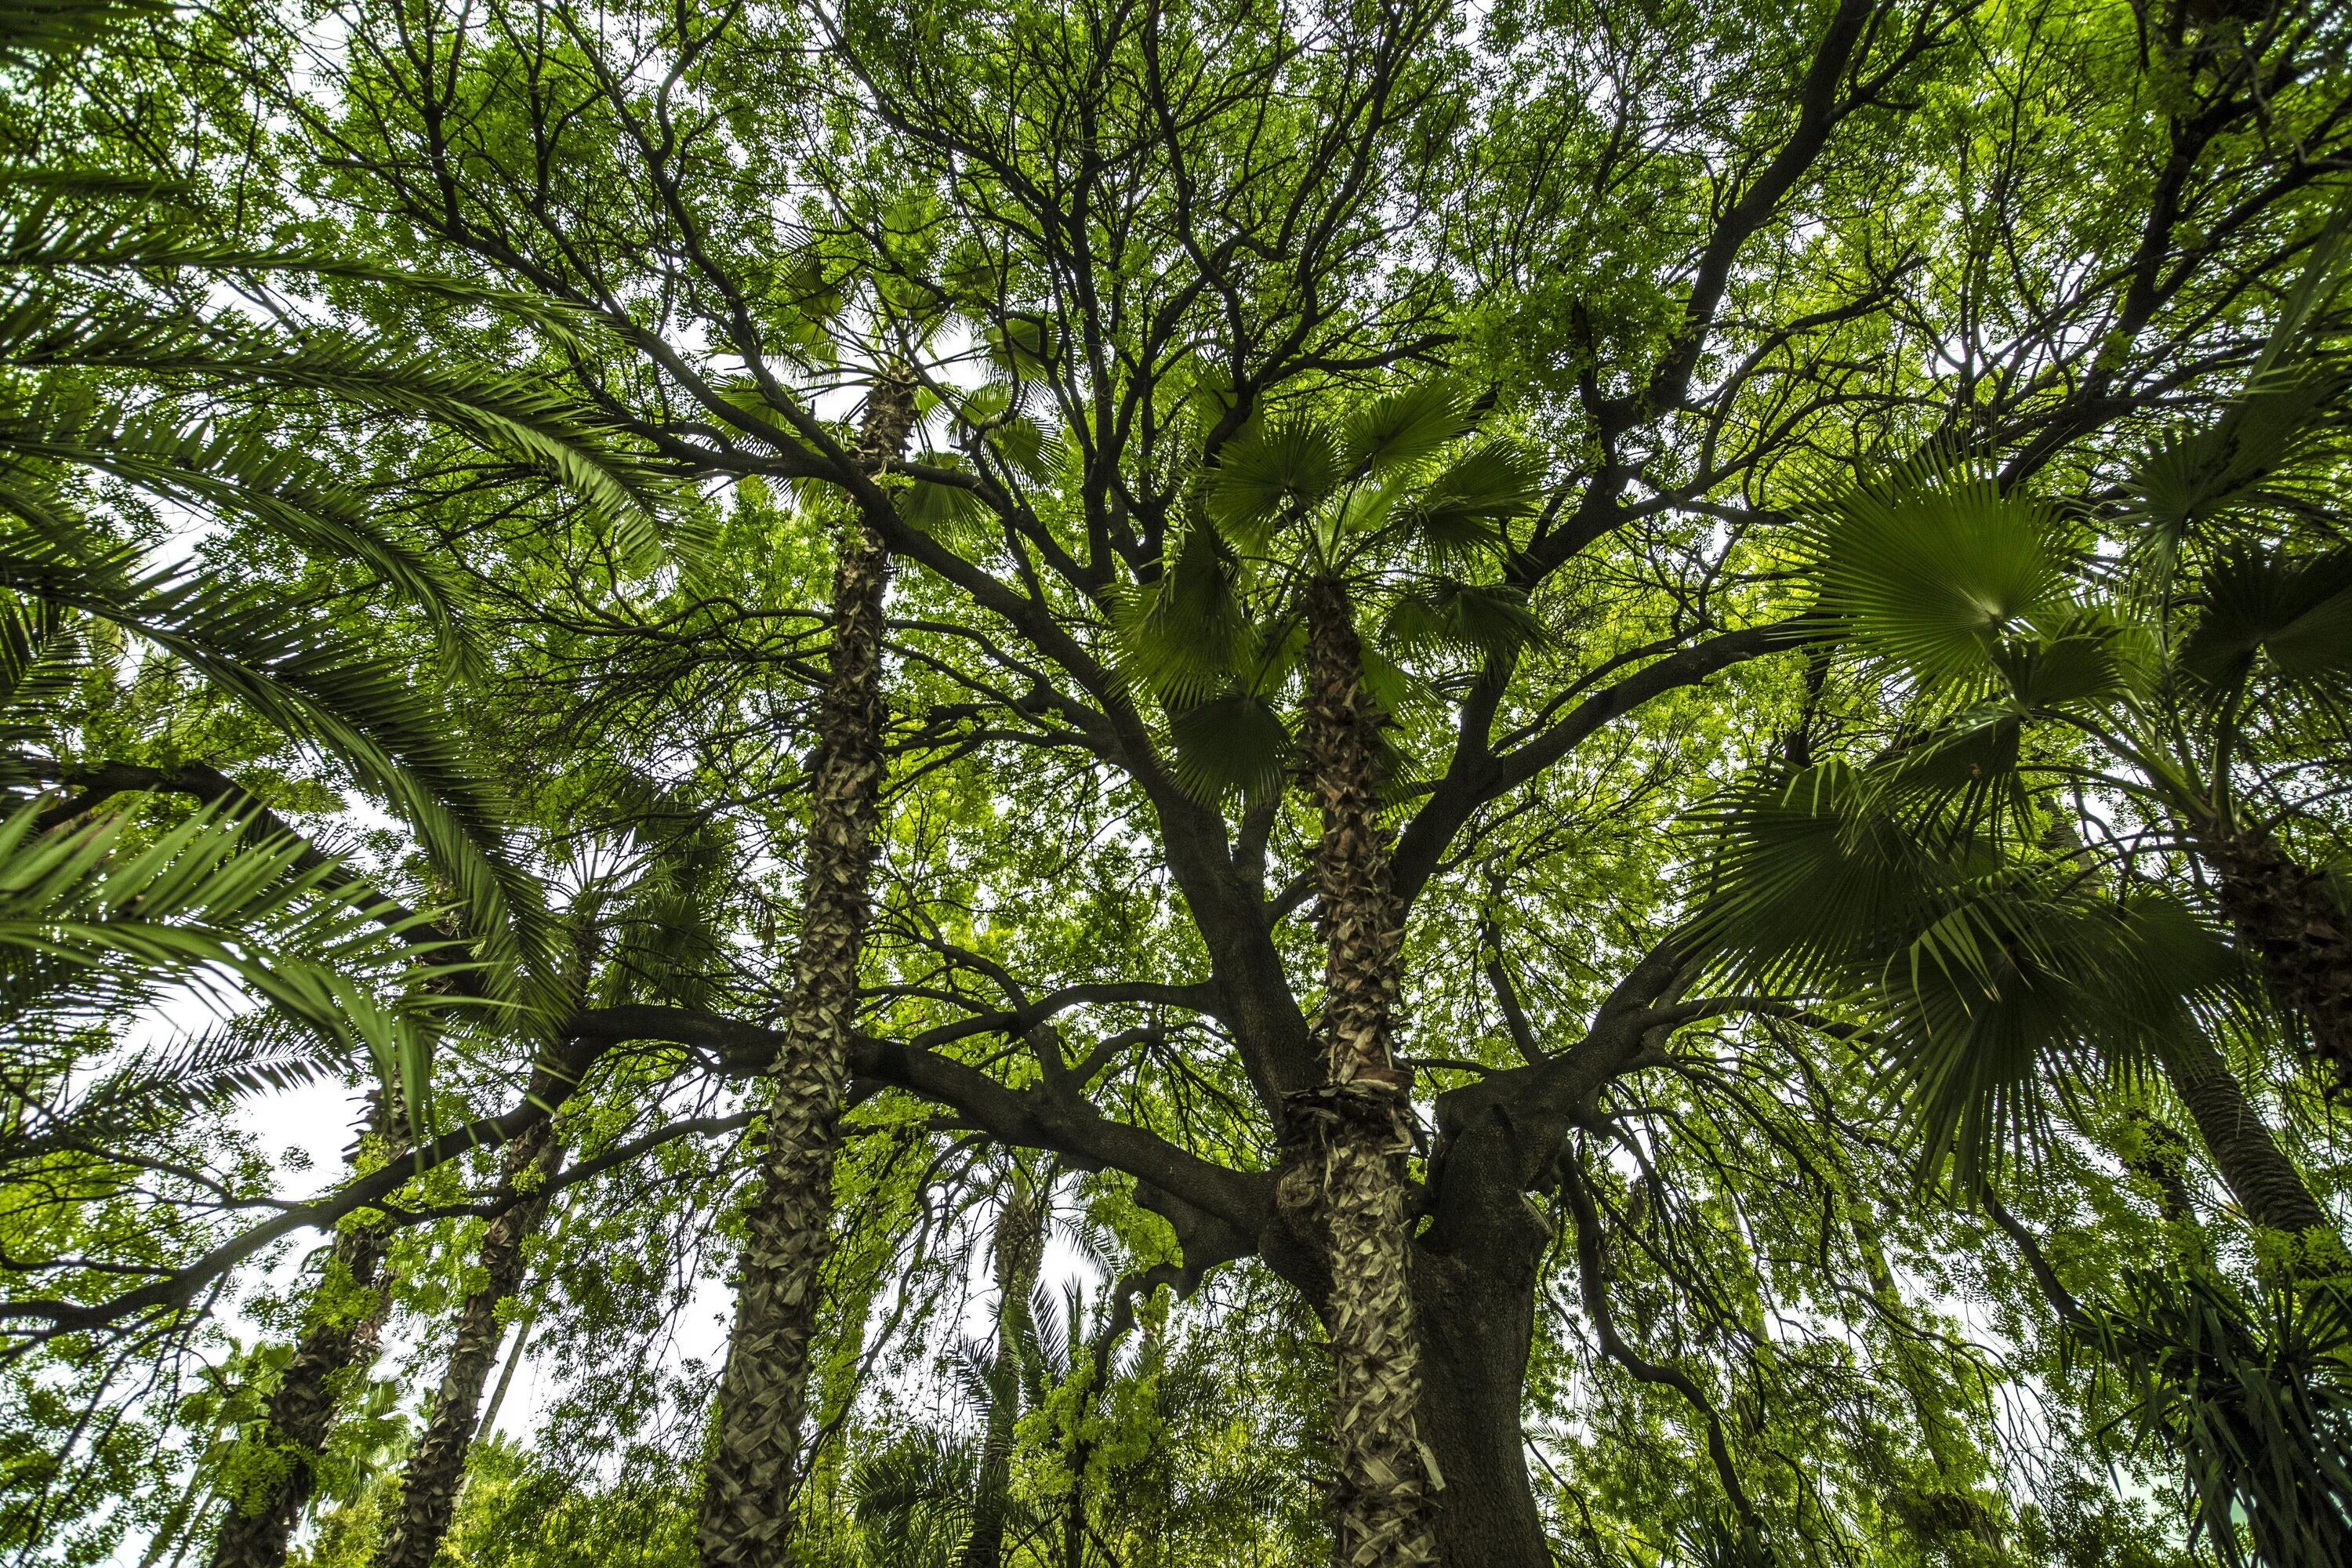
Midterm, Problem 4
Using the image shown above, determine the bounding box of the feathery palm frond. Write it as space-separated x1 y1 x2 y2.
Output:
0 797 470 1130
1 1016 344 1171
0 521 554 1013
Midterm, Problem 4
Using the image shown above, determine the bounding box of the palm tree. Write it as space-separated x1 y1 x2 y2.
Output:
5 8 684 1563
697 367 918 1568
840 1171 1044 1568
1686 757 2332 1244
1120 380 1543 1566
1751 205 2352 1099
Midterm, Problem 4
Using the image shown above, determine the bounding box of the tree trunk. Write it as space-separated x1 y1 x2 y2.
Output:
960 1178 1045 1568
369 1095 567 1568
2156 1029 2335 1243
696 376 916 1568
1410 1181 1548 1566
209 1093 404 1568
2209 834 2352 1093
1293 572 1439 1568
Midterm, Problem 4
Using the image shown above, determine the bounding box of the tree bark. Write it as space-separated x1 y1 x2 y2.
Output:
2156 1029 2336 1243
209 1094 404 1568
696 375 916 1568
2209 834 2352 1093
1291 572 1439 1568
1409 1129 1550 1568
369 1095 567 1568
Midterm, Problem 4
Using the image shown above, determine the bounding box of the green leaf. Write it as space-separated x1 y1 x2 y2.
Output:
1810 466 2072 689
1110 528 1255 705
1337 380 1470 478
1401 443 1544 564
1165 691 1291 806
2179 545 2352 694
1203 420 1341 551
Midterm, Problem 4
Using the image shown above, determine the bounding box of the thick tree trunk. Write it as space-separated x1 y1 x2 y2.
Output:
209 1094 404 1568
2209 834 2352 1093
960 1180 1045 1568
1410 1138 1550 1568
1293 572 1439 1568
369 1098 567 1568
696 376 916 1568
2157 1030 2335 1243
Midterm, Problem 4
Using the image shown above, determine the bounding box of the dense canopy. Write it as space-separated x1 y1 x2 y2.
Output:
4 0 2352 1564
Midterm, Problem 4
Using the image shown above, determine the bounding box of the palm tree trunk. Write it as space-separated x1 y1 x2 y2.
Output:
696 376 916 1568
209 1091 405 1568
1294 572 1438 1568
2209 835 2352 1093
2156 1029 2335 1243
369 1087 568 1568
960 1179 1045 1568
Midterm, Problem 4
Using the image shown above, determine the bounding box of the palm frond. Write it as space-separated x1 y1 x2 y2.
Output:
1337 380 1470 478
2179 545 2352 697
1203 419 1340 551
0 0 168 66
1382 579 1544 661
2 534 556 1022
2067 1268 2352 1568
1688 763 2240 1185
1807 465 2073 691
0 798 470 1129
1165 691 1292 807
1109 528 1256 705
1398 441 1544 564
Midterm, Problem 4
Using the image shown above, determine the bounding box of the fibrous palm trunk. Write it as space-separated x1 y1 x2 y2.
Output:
2209 834 2352 1093
1292 572 1438 1568
209 1092 405 1568
369 1080 567 1568
2156 1029 2334 1243
960 1180 1045 1568
696 376 916 1568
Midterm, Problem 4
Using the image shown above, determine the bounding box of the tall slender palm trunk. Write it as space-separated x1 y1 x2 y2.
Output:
1292 573 1438 1568
209 1092 405 1568
369 1073 568 1568
696 376 916 1568
960 1178 1045 1568
2209 834 2352 1094
2156 1030 2335 1244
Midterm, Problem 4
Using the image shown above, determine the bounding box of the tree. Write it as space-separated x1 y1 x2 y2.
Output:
8 0 2352 1565
697 371 917 1568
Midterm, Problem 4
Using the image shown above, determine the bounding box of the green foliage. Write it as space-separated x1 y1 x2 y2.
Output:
7 0 2352 1566
2069 1269 2352 1568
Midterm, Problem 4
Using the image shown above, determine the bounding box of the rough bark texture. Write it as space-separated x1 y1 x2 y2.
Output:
209 1096 403 1568
2157 1030 2335 1243
695 376 916 1568
1290 573 1439 1568
2209 834 2352 1093
370 1102 566 1568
